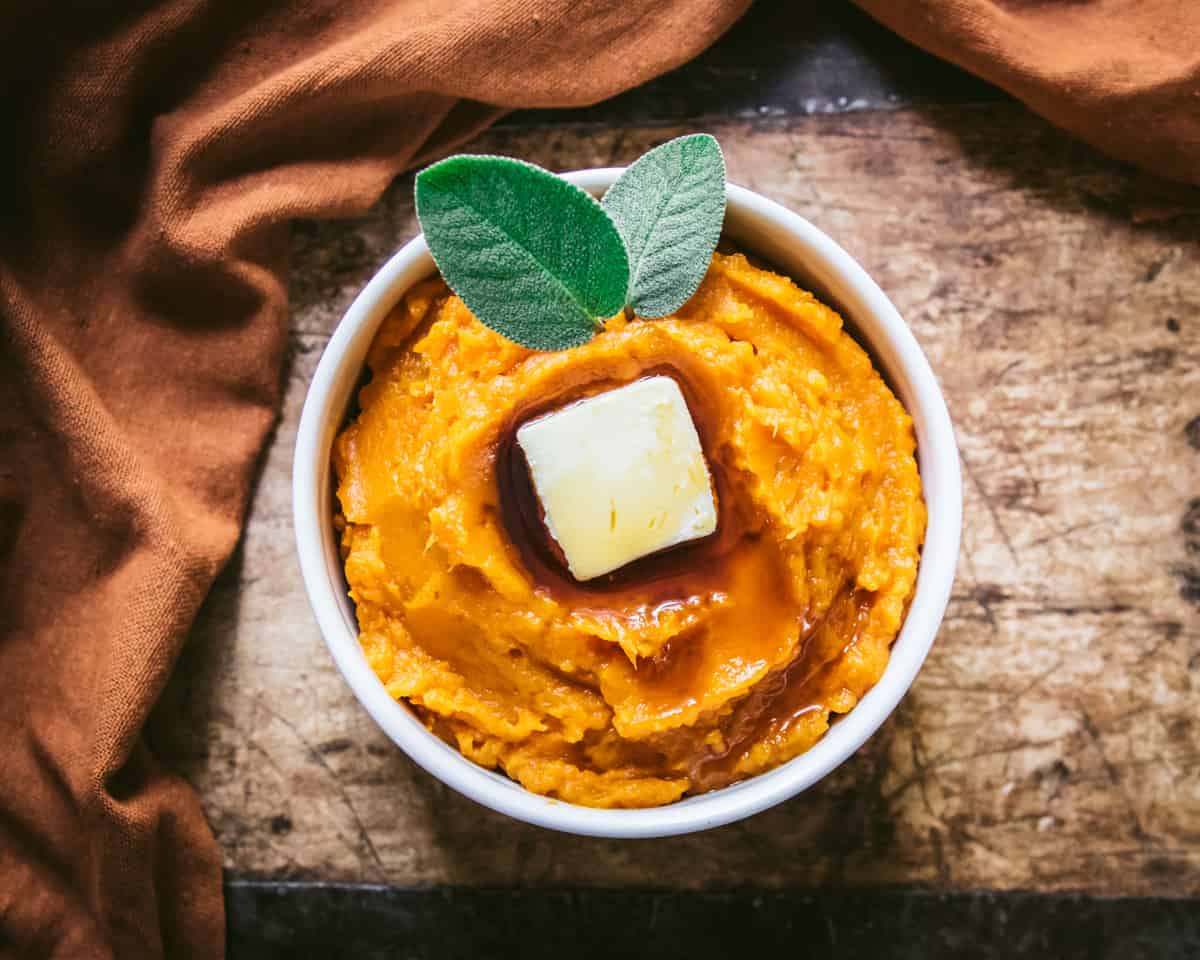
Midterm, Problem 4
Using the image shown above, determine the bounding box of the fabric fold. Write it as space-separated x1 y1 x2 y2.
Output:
0 2 748 956
855 0 1200 186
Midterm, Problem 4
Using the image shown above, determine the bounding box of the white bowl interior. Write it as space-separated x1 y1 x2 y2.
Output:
293 168 962 838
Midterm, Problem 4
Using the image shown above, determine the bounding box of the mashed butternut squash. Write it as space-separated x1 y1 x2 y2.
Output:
334 251 925 808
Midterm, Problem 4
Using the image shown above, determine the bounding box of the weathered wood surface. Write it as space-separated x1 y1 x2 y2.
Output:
502 0 1005 128
151 105 1200 894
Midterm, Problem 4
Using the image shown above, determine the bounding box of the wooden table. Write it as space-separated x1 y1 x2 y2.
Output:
150 3 1200 955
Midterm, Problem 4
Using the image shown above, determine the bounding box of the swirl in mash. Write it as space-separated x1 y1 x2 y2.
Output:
335 251 925 808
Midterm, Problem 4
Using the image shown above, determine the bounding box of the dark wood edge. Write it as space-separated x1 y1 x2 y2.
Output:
226 880 1200 959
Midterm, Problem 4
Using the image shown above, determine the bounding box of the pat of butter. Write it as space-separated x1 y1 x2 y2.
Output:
516 376 717 581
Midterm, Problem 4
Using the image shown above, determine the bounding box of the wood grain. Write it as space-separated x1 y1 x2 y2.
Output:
150 104 1200 895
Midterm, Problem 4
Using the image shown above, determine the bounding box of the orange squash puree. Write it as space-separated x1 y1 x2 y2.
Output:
334 251 925 808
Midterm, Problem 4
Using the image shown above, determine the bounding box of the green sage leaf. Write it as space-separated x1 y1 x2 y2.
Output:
414 155 629 352
601 133 726 319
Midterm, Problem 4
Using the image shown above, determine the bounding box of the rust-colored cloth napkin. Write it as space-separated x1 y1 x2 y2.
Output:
855 0 1200 186
0 2 747 956
1 0 1197 957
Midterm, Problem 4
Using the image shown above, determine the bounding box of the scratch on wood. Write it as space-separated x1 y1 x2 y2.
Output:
961 450 1020 565
1079 708 1154 847
254 697 387 879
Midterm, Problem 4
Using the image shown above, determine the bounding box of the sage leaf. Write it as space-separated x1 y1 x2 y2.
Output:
601 134 726 318
415 155 629 351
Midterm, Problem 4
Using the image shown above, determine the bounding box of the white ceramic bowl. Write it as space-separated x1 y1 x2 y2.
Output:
294 168 962 838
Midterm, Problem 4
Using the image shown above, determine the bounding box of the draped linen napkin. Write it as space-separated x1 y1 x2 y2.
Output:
1 0 1196 957
0 3 748 955
856 0 1200 187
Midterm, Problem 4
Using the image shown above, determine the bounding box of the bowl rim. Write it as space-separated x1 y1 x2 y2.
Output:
293 167 962 838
